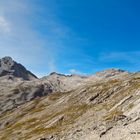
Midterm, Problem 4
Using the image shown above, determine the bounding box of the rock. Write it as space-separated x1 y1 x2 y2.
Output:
89 93 99 102
113 115 127 121
40 138 46 140
0 56 37 80
95 68 127 78
0 57 140 140
99 126 113 137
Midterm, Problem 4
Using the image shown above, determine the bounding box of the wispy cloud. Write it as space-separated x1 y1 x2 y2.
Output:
69 69 87 75
0 16 10 33
69 69 80 74
0 0 73 76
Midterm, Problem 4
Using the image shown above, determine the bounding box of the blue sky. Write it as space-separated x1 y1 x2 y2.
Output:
0 0 140 77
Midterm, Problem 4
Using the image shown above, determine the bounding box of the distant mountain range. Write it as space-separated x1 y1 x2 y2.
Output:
0 56 139 140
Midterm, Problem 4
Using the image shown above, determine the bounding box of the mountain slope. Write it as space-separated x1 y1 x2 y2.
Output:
0 57 139 140
0 57 37 80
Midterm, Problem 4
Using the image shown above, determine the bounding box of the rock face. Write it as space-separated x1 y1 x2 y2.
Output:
0 57 140 140
0 56 37 80
95 68 127 78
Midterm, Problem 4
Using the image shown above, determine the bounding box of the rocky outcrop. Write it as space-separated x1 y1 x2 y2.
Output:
0 56 37 80
95 68 128 78
0 57 139 140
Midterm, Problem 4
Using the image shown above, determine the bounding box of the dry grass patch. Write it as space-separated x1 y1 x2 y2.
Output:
104 109 123 121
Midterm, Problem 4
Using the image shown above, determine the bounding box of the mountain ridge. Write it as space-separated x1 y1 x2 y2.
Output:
0 56 37 80
0 56 139 140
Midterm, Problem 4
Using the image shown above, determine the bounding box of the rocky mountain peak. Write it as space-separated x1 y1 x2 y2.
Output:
0 57 139 140
0 56 14 70
95 68 128 78
49 72 66 77
0 56 37 80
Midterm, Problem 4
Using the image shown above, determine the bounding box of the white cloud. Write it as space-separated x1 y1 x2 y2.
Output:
69 69 79 74
69 69 87 75
0 0 82 76
0 16 10 33
0 0 60 76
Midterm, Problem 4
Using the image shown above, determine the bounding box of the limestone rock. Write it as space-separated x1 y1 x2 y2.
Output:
0 56 37 80
0 57 140 140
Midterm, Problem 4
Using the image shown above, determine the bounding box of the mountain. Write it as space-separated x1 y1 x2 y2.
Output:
0 57 140 140
0 56 37 80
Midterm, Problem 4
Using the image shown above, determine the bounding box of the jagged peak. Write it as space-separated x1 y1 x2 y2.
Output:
50 72 64 76
1 56 13 61
96 68 127 73
0 56 37 80
49 72 87 78
95 68 128 78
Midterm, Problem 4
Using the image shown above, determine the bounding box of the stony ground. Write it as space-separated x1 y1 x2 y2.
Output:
0 69 140 140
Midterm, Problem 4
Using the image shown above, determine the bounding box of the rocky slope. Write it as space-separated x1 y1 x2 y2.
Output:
0 57 37 80
0 57 140 140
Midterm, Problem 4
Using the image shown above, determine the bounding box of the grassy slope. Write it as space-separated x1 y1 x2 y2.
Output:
0 73 140 140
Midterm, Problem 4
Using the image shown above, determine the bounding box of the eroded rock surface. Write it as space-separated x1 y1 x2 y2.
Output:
0 57 140 140
0 56 37 80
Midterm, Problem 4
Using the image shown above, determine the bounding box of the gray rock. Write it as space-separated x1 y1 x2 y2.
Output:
0 56 37 80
